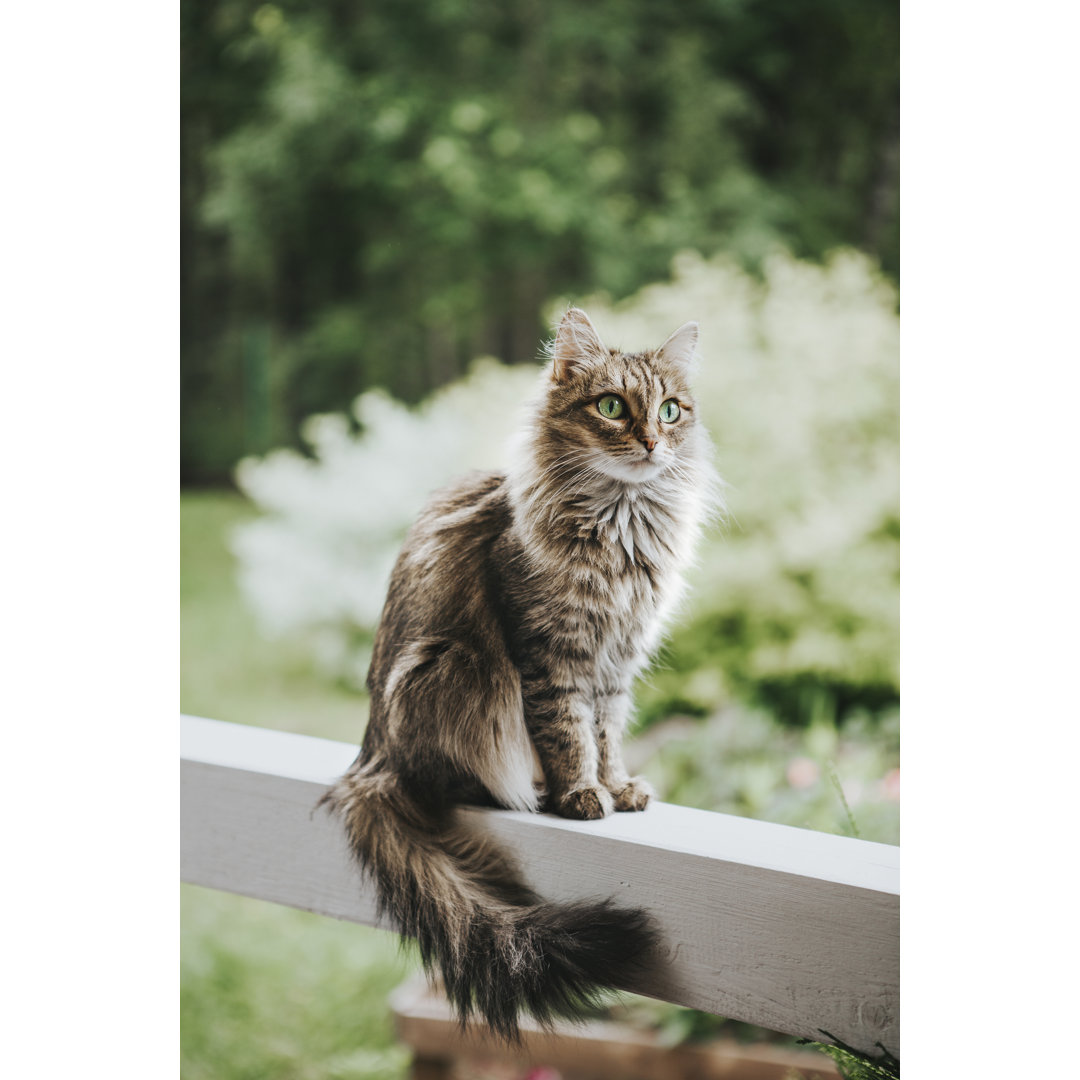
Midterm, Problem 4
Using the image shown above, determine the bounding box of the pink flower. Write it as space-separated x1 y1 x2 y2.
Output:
786 757 820 789
881 768 900 802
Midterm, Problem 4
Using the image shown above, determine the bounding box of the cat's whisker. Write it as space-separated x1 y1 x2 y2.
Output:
542 450 595 473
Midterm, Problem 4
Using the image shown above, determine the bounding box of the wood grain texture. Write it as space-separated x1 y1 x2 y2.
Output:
181 715 899 1056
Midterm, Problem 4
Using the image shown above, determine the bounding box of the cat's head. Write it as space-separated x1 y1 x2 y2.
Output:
538 307 703 486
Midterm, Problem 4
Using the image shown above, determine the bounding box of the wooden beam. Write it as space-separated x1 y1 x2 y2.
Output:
181 715 899 1057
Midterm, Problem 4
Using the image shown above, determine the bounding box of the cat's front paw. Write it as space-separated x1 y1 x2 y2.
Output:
555 786 614 820
611 777 654 812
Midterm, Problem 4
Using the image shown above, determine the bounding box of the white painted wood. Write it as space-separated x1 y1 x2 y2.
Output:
181 714 899 1056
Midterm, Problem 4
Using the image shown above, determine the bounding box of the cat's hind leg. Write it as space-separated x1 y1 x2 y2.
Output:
382 636 541 814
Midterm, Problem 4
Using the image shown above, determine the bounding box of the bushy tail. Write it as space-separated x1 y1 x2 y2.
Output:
320 760 658 1041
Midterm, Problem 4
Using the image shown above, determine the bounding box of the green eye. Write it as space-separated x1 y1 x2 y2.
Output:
597 395 626 419
659 399 681 423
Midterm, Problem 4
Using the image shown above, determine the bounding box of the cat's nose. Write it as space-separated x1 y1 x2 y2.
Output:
640 437 657 453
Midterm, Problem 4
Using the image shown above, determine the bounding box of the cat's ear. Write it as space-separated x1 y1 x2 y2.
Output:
657 321 699 374
551 308 608 383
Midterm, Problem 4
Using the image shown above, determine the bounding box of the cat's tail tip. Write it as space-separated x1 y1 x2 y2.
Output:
444 895 662 1043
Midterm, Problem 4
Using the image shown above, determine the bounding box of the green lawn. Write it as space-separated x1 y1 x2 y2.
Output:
181 490 417 1080
180 490 366 740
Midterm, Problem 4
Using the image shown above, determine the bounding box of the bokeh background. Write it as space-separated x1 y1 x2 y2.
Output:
181 2 898 1076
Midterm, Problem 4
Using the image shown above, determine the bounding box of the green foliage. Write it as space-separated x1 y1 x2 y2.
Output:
231 251 898 733
182 0 898 480
609 996 780 1049
579 250 899 724
181 887 414 1080
799 1035 901 1079
638 705 899 844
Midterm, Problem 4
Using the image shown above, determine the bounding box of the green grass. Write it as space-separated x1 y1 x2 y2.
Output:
181 888 414 1080
180 490 366 740
181 491 417 1079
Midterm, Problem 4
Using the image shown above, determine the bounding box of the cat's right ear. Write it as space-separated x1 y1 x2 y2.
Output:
657 321 700 375
551 308 608 383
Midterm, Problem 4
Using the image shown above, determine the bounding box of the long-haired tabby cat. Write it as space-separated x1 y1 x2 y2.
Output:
321 308 718 1039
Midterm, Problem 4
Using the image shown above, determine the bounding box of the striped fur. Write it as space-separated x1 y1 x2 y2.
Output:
322 308 720 1039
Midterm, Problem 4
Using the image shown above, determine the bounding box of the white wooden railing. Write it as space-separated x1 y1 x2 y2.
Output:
180 714 899 1058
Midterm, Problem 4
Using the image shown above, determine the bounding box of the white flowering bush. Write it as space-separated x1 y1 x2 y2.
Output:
232 360 540 685
233 249 898 720
566 249 899 723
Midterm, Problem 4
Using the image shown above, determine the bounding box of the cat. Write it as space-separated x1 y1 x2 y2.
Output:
321 307 719 1040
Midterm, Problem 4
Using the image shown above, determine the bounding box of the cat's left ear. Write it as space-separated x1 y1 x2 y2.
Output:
657 321 700 375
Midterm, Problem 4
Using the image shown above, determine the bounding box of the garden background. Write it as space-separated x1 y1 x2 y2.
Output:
181 2 899 1076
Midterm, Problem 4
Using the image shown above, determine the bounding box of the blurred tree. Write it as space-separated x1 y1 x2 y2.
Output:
181 0 898 482
711 0 900 272
182 0 276 474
